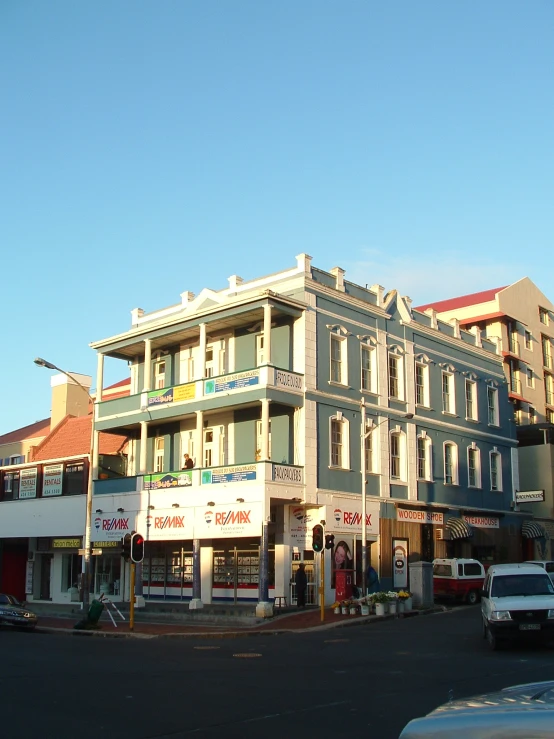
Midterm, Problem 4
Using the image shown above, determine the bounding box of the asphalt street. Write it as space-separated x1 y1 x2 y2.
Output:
2 606 553 739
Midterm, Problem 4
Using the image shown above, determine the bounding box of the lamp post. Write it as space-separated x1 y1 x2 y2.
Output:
360 401 413 596
34 357 96 613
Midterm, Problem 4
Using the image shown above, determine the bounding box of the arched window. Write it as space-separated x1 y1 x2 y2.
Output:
443 442 458 485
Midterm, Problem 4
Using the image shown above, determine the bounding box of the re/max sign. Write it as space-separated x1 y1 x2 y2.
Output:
215 511 251 526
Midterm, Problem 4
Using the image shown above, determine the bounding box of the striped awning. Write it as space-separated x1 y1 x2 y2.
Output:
445 517 473 540
522 520 547 539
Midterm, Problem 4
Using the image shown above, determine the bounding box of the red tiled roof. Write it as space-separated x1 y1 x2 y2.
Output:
415 286 507 313
0 418 51 446
32 416 127 461
105 378 131 390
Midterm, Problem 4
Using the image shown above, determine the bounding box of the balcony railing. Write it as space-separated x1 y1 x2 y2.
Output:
97 366 304 423
93 462 304 496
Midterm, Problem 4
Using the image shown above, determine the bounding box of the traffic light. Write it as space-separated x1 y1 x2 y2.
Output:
122 533 131 561
325 533 335 550
312 524 324 552
130 532 145 563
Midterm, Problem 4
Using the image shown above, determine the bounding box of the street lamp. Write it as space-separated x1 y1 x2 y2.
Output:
34 357 96 613
360 400 413 596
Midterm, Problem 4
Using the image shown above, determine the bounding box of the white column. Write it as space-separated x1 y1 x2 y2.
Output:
139 420 148 474
261 399 270 460
263 304 272 365
143 339 152 392
200 544 213 604
199 323 207 380
95 353 104 403
196 410 204 467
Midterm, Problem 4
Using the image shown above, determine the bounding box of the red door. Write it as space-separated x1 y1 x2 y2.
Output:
0 544 28 601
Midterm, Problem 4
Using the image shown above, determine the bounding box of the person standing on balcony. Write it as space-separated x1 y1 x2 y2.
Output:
182 454 194 469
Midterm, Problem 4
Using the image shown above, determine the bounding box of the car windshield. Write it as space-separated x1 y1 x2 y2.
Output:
491 574 554 597
0 594 20 605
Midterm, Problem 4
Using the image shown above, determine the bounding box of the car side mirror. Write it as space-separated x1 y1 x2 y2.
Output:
480 589 487 598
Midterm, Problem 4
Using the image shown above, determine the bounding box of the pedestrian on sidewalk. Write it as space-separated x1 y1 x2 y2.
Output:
366 564 380 594
295 563 308 608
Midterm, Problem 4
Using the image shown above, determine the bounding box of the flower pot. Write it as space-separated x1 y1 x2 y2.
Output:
341 607 348 615
388 601 397 615
375 602 386 617
334 607 341 615
360 604 370 616
404 597 413 611
349 606 357 615
397 601 405 614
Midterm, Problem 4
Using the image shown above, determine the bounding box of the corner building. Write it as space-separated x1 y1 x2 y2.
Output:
91 255 522 611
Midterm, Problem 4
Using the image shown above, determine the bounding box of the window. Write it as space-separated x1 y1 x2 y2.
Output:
444 442 458 485
364 428 375 474
526 367 534 388
487 386 499 425
548 409 554 424
415 363 429 407
545 374 554 406
525 331 532 350
467 446 481 488
256 419 272 461
390 433 401 479
529 406 536 424
154 360 166 389
465 380 477 420
65 463 85 496
542 336 553 370
388 354 404 399
180 346 195 383
205 346 214 378
361 344 377 394
330 415 349 469
330 332 347 385
539 307 549 325
490 450 502 491
442 372 455 414
2 471 19 501
154 437 165 473
417 435 432 481
464 563 483 576
256 334 265 366
8 455 25 465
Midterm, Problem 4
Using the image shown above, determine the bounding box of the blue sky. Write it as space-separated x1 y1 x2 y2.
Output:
1 1 553 435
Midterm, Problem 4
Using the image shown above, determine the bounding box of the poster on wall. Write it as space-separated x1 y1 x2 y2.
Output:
19 468 38 499
42 464 63 497
289 507 319 549
25 561 34 594
325 498 380 536
393 538 409 589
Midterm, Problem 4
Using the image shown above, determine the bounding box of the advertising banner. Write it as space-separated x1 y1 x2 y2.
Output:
147 387 174 406
326 498 379 536
144 471 192 490
42 463 63 497
289 507 320 548
19 468 38 499
91 513 136 541
194 502 262 539
463 515 499 529
201 465 256 485
393 538 409 589
204 370 259 395
397 508 444 525
139 508 195 540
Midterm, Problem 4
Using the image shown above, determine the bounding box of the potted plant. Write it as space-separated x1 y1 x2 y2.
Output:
398 590 413 611
373 591 389 616
341 600 349 615
331 601 341 615
360 595 371 616
349 601 358 615
385 591 398 615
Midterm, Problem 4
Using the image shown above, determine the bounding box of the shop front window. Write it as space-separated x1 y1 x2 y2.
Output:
61 553 80 592
92 554 121 597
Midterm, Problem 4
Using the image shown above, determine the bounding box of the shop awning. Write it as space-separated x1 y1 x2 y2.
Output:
445 517 473 540
521 520 547 539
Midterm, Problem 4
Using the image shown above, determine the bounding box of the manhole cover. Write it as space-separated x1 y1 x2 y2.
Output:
233 653 262 658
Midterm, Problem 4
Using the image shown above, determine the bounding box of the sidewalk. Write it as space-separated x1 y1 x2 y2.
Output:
34 605 442 640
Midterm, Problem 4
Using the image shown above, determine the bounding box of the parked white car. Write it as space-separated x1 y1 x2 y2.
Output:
481 563 554 650
525 560 554 584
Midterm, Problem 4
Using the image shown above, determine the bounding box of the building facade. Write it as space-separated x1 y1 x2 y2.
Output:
86 255 523 612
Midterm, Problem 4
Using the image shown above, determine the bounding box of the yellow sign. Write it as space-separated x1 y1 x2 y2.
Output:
52 538 82 549
94 540 121 548
174 383 196 402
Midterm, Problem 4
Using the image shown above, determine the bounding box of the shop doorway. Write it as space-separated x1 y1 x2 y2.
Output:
0 543 28 602
39 554 52 600
290 553 316 606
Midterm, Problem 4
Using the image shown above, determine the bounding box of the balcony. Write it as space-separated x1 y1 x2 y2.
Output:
543 352 553 371
509 337 520 356
93 462 304 497
509 376 521 395
96 366 304 430
545 389 554 407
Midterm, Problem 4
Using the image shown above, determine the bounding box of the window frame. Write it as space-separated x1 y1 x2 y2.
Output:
154 437 165 473
487 385 499 426
525 330 533 351
467 444 481 488
361 343 377 395
388 351 405 401
330 330 348 386
490 449 502 492
539 307 549 325
465 379 478 421
390 430 407 482
416 434 432 481
443 442 458 485
442 371 455 415
415 362 430 407
329 414 349 470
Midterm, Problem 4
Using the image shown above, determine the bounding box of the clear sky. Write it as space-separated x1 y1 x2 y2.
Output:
1 1 553 435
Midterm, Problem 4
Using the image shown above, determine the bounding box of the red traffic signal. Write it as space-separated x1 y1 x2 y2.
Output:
312 524 324 552
325 534 335 550
130 533 145 563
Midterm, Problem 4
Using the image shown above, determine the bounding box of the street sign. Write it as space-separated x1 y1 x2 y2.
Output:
78 548 102 556
515 490 545 503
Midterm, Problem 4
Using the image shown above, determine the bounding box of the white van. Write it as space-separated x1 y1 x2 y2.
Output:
481 563 554 650
525 560 554 585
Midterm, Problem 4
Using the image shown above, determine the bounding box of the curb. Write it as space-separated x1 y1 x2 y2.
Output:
34 606 445 640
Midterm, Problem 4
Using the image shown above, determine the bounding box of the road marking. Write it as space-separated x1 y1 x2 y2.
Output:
193 646 220 650
233 652 262 658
